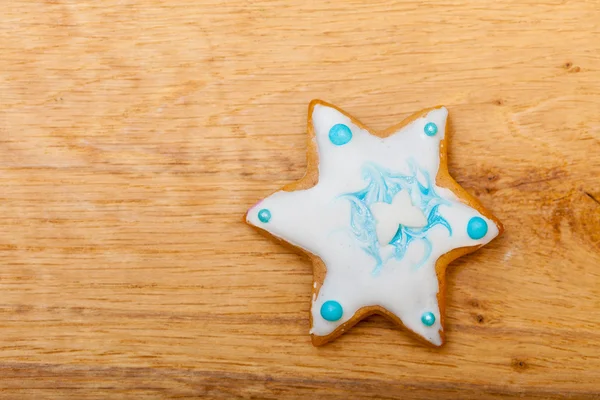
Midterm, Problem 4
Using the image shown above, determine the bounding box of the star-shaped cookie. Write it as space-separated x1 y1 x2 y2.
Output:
246 100 503 346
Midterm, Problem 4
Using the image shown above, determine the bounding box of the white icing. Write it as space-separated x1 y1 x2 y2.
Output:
370 190 427 244
247 104 499 345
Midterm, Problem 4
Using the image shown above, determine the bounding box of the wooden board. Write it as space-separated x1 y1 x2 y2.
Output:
1 1 599 398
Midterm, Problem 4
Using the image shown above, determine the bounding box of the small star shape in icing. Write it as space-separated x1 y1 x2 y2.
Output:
246 100 503 346
371 190 427 244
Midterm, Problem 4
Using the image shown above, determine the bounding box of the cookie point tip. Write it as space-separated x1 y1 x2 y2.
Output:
308 99 328 111
310 334 326 347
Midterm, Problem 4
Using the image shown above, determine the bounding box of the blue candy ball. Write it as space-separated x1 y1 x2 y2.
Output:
320 300 343 321
258 209 271 223
421 311 436 327
328 124 352 146
424 122 438 136
467 216 488 240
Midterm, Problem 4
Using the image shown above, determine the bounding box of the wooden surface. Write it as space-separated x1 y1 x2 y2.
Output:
1 1 599 398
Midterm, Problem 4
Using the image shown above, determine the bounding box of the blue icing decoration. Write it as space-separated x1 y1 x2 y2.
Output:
343 161 452 274
320 300 343 321
258 209 271 223
421 311 436 326
328 124 352 146
467 216 488 239
424 122 438 136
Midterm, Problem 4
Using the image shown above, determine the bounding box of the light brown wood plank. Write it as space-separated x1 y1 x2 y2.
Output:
0 0 599 398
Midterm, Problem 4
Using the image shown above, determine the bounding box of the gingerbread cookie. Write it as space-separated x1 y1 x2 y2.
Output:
246 100 503 346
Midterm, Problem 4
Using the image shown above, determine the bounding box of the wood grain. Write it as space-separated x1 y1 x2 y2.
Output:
0 0 599 398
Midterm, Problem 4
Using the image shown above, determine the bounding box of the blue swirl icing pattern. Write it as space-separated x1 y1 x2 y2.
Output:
343 161 453 274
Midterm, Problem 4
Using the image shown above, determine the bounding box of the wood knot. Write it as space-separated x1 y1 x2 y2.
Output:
511 358 529 372
493 99 504 106
563 62 580 73
469 299 480 308
475 314 485 324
